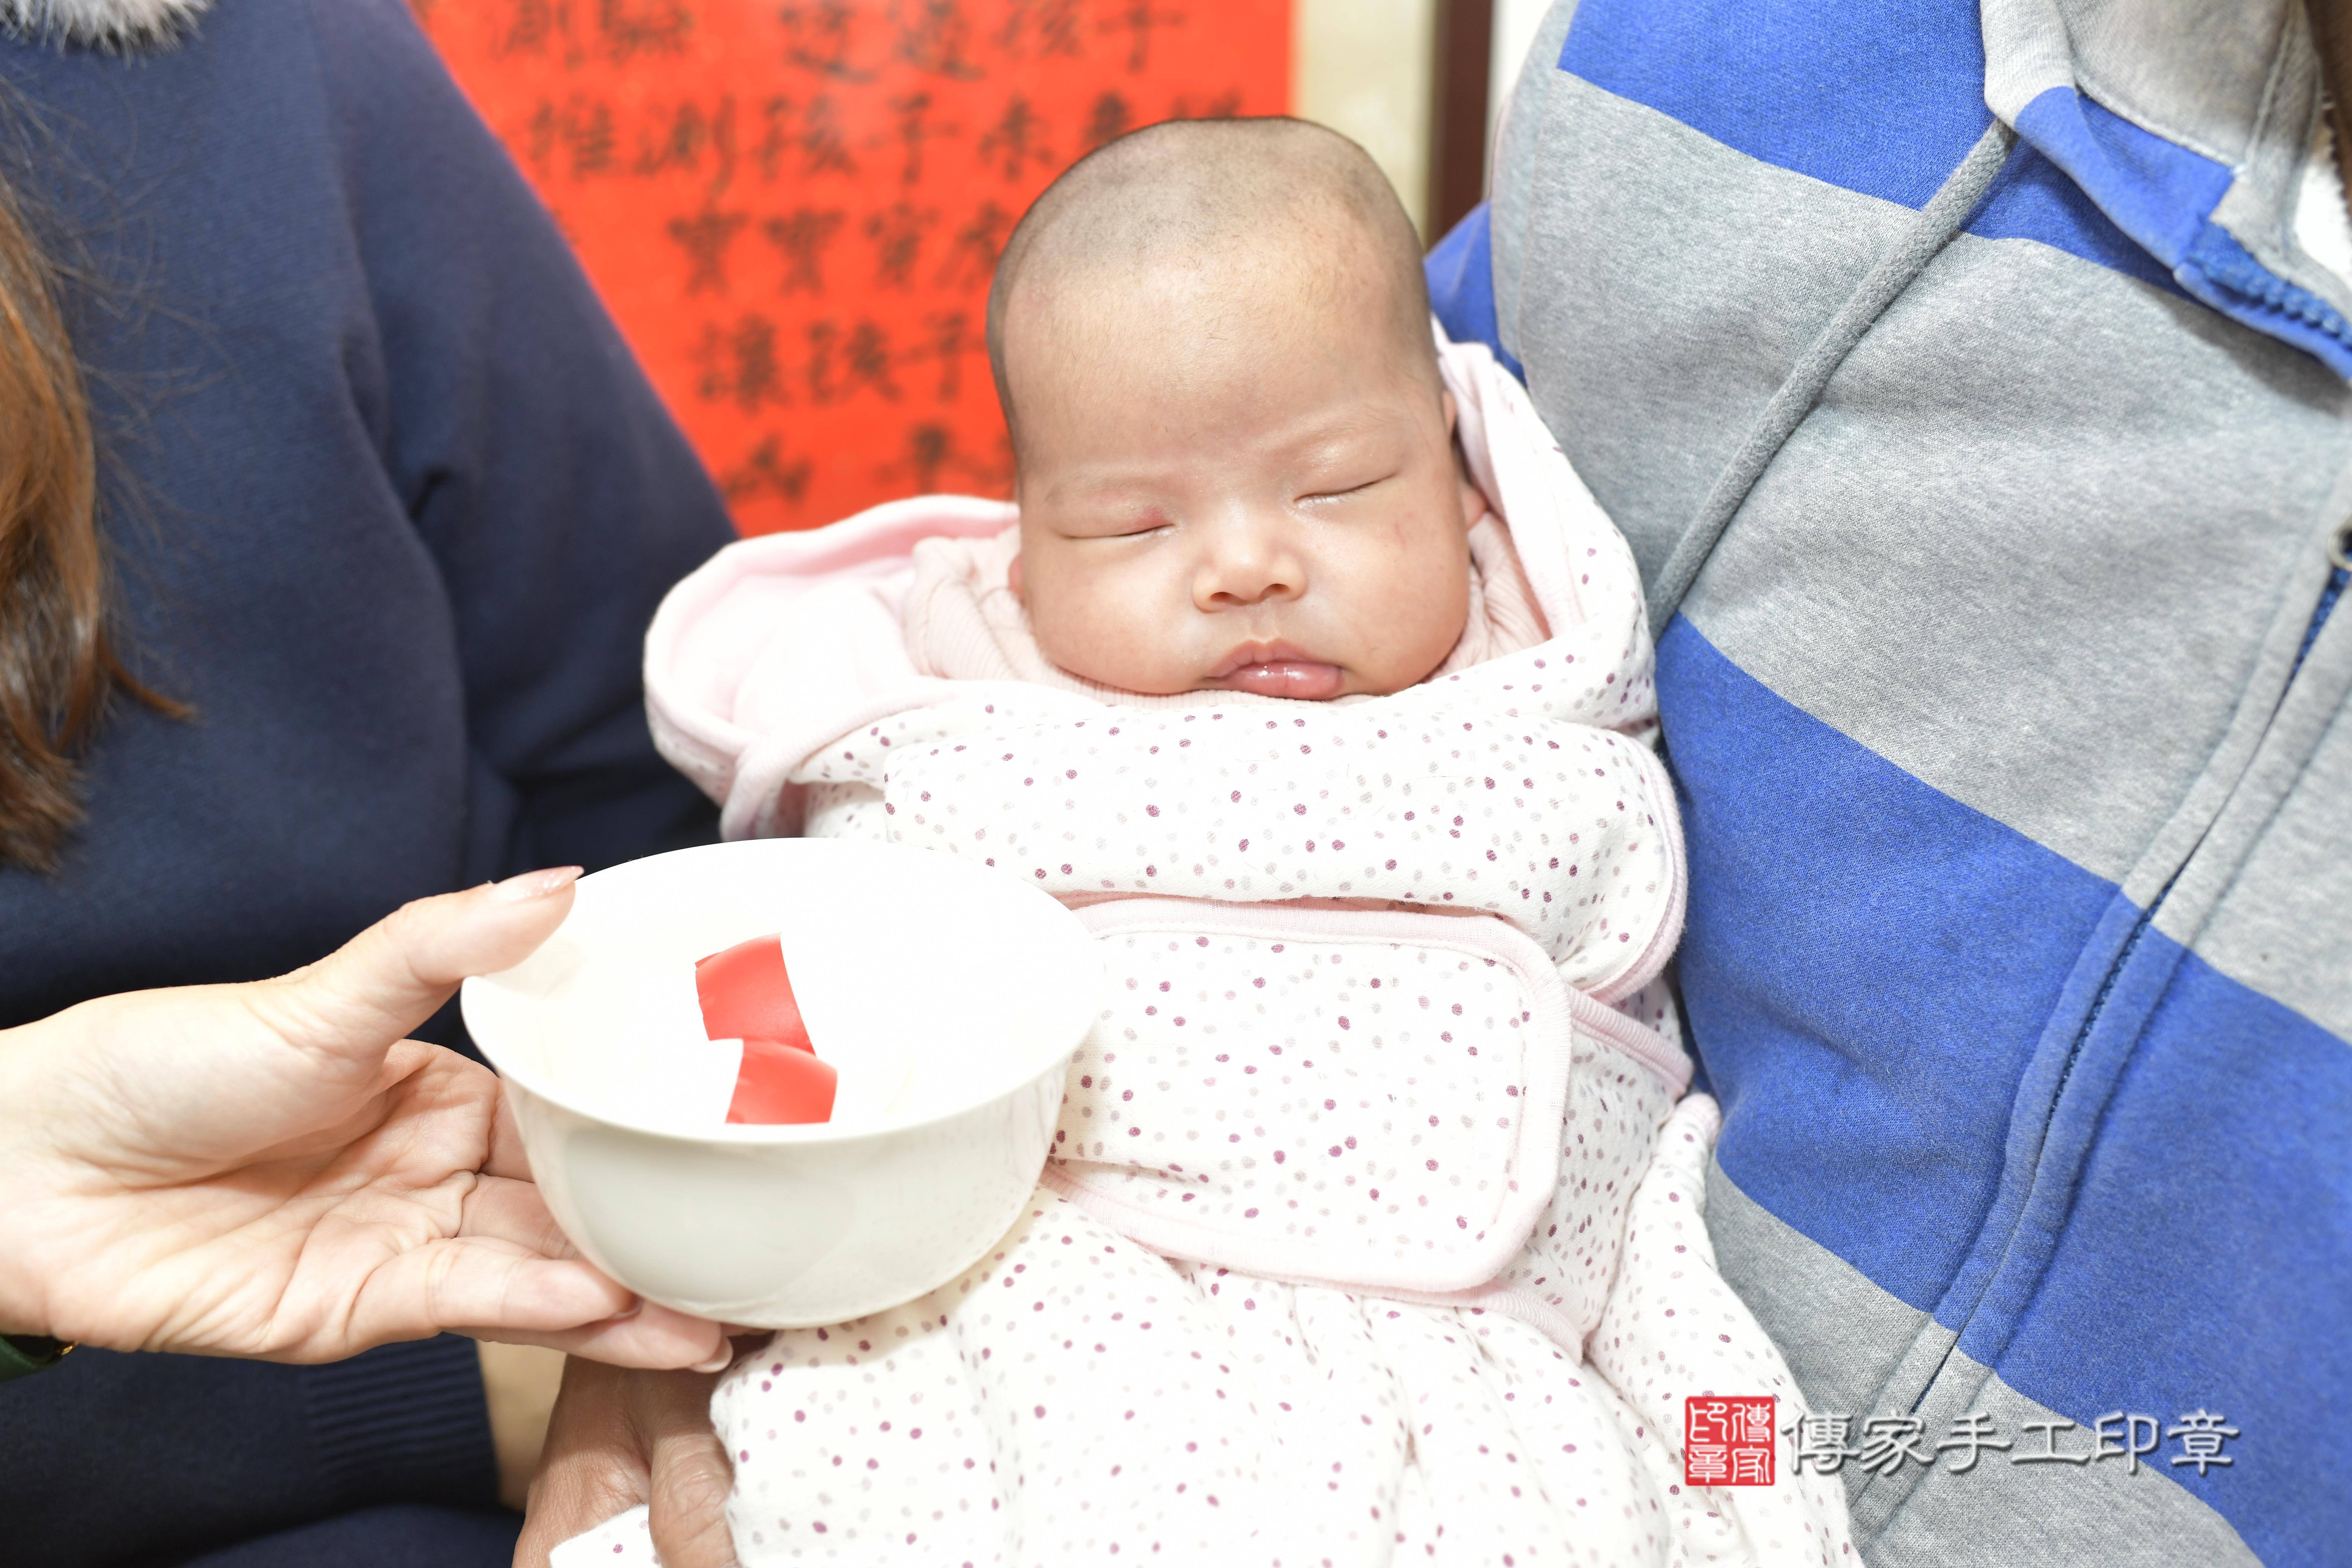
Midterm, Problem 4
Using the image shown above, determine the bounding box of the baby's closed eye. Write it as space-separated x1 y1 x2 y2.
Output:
1298 471 1397 506
1055 508 1174 541
1298 470 1402 512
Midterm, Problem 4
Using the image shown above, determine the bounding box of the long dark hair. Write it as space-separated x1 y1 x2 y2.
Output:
0 158 179 873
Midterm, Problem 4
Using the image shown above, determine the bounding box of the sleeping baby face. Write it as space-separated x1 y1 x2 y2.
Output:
990 118 1479 701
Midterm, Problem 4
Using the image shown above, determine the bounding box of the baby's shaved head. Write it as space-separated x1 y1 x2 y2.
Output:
986 117 1436 453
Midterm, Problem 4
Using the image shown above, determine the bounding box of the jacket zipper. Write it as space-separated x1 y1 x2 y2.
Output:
2292 524 2351 676
2045 522 2346 1131
1896 520 2351 1432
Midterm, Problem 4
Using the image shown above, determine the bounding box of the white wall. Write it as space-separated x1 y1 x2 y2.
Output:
1294 0 1555 234
1294 0 1438 235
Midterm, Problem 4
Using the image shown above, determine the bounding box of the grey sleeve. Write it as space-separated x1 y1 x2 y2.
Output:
1493 0 1582 365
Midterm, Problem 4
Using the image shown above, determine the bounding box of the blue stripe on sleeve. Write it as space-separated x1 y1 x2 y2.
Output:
1557 0 2178 296
1559 0 2352 370
1658 617 2115 1310
1424 205 1525 383
1659 620 2351 1564
1558 0 1992 210
1988 948 2351 1564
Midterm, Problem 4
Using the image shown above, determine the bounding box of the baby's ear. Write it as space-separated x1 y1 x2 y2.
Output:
1442 392 1484 533
1456 468 1487 534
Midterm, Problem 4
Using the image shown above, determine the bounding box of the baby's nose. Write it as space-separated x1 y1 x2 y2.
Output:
1195 521 1303 609
1202 577 1294 609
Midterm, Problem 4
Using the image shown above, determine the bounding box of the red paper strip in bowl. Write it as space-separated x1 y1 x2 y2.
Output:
726 1038 838 1125
695 935 836 1125
695 934 814 1050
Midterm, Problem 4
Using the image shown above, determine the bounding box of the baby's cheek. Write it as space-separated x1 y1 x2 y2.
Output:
1030 565 1175 689
1027 579 1098 662
1361 532 1471 684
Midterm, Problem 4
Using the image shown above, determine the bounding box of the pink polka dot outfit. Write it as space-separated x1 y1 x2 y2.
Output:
621 331 1856 1566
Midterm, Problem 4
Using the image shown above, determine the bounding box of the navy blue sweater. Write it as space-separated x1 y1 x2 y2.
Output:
0 1 735 1561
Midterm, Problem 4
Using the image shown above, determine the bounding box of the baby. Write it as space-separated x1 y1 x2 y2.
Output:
624 119 1852 1567
989 117 1487 704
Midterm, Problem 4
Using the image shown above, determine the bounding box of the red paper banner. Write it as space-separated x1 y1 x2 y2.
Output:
416 0 1293 534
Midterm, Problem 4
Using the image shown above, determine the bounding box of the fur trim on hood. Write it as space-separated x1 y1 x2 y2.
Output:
5 0 210 48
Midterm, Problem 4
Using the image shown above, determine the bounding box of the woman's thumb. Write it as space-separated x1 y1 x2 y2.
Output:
248 868 581 1066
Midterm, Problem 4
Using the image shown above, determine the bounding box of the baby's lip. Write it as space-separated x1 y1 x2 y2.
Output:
1207 641 1345 700
1207 640 1319 679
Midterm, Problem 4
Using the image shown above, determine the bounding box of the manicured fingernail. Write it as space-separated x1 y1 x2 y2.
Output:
693 1343 734 1374
489 866 582 903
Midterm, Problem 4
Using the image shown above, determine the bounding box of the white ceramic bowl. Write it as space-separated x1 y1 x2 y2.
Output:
461 838 1099 1328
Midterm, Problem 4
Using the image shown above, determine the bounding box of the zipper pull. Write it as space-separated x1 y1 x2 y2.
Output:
2293 522 2352 678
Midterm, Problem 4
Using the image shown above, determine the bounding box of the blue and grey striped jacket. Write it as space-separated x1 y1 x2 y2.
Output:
1428 4 2350 1565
